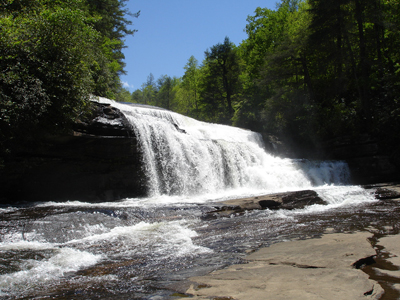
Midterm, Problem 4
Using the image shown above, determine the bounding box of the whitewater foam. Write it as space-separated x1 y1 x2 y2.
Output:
0 247 102 296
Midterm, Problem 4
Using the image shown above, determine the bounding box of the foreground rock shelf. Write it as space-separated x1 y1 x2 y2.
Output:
186 231 385 299
183 184 400 300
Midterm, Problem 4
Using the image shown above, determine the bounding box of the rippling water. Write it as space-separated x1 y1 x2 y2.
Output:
2 185 399 299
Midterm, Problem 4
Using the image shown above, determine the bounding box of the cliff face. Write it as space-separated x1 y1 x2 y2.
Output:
322 134 399 184
0 102 146 204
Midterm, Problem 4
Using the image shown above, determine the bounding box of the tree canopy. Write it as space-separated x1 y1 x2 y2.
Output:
128 0 399 155
2 0 399 159
0 0 138 154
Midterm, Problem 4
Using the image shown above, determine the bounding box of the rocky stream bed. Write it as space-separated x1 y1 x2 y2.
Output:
1 183 400 299
181 183 400 300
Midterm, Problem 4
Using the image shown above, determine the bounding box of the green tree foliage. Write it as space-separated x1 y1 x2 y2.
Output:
198 37 241 124
235 1 314 138
307 0 400 141
141 73 157 105
121 0 400 155
156 75 175 110
178 56 200 117
307 0 362 137
86 0 138 98
129 73 179 111
236 0 399 149
115 86 132 102
1 0 97 144
0 0 137 154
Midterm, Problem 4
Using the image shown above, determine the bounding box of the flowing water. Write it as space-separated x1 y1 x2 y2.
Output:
1 99 398 299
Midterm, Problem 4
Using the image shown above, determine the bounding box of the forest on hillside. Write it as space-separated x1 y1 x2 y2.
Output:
122 0 400 154
1 0 400 157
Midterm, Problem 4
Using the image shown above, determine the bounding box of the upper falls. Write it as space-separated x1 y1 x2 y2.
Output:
97 98 350 199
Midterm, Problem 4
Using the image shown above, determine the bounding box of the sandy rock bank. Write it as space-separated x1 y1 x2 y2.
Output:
186 232 384 300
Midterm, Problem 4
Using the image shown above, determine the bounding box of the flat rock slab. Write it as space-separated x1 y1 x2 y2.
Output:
378 235 400 267
374 235 400 287
186 232 384 300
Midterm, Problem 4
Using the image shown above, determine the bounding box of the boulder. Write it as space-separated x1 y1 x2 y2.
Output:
367 183 400 200
279 190 326 208
207 190 326 217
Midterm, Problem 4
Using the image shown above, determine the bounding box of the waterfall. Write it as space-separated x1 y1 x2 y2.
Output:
2 98 386 300
96 98 350 198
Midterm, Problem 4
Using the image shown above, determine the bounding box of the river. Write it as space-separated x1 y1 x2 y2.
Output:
1 99 397 299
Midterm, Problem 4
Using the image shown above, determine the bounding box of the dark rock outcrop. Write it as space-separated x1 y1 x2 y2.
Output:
259 190 326 210
370 184 400 200
207 190 326 217
263 133 399 185
0 102 146 204
322 135 399 184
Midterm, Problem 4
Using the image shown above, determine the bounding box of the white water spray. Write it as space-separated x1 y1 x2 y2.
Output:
96 98 350 198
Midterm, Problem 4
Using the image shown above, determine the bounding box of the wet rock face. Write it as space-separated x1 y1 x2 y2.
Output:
73 103 134 138
372 186 400 200
259 190 326 210
263 133 400 185
280 190 326 208
207 184 400 218
0 103 146 204
207 190 327 217
322 135 399 184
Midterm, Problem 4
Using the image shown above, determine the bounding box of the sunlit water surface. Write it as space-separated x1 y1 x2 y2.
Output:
2 185 399 299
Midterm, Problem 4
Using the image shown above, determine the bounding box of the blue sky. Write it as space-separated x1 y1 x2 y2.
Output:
120 0 277 91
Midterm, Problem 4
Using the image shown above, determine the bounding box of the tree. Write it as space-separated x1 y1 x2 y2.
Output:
85 0 138 74
0 0 98 147
0 0 138 155
199 37 241 123
115 86 132 102
131 88 142 103
146 73 155 87
140 73 157 105
236 2 315 137
180 56 200 116
306 0 398 136
157 75 176 110
86 0 139 98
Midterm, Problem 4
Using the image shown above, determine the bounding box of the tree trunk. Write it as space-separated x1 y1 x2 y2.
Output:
300 53 314 102
355 0 370 122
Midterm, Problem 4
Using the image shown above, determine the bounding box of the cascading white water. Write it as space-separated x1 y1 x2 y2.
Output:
96 98 350 198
